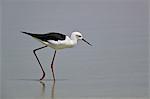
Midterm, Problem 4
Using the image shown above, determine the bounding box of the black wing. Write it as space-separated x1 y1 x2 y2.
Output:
21 31 66 41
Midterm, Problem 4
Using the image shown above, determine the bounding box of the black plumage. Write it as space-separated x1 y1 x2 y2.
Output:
21 31 66 41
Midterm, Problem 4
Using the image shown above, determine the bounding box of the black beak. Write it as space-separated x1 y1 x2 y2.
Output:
82 38 92 46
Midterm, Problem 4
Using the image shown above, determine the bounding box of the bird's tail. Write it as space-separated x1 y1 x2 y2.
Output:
21 31 32 35
21 31 34 36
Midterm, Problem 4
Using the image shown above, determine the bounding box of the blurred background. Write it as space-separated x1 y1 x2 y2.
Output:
1 0 149 99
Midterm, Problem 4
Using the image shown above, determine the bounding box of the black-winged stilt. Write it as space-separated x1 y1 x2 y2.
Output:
21 31 92 80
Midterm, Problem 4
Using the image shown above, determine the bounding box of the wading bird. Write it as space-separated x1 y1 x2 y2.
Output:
21 31 92 80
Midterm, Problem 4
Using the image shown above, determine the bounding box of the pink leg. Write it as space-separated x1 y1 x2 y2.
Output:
51 50 57 81
33 46 47 80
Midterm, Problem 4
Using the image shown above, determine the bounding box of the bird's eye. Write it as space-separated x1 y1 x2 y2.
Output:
78 35 81 37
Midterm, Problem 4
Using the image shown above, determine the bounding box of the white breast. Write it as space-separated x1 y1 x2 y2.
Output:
47 36 75 50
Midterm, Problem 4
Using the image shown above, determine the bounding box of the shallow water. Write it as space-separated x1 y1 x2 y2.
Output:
4 78 148 99
1 0 148 99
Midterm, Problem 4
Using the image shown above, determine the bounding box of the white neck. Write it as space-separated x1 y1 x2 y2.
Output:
70 33 78 45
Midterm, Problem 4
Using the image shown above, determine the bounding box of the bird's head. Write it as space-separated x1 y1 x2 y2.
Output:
71 31 92 46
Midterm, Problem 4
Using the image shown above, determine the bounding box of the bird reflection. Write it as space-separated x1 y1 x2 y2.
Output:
39 80 56 99
39 81 45 98
51 81 56 99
